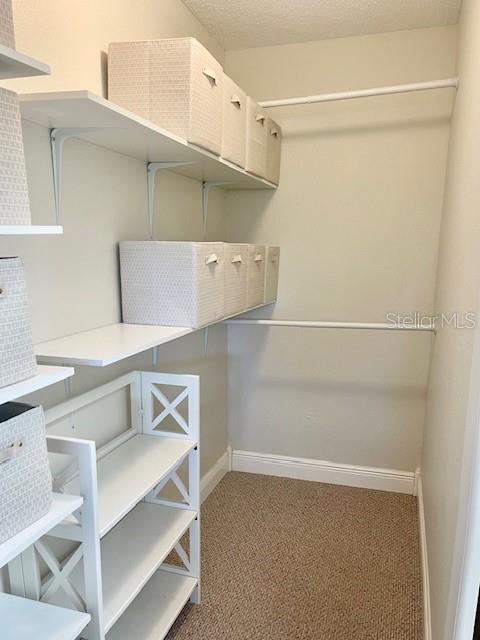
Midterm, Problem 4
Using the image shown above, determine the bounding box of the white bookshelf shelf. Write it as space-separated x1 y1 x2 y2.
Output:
19 90 276 189
35 323 194 367
0 493 83 568
0 593 90 640
96 434 196 537
0 365 74 405
107 572 198 640
0 225 63 235
71 502 196 632
0 44 50 79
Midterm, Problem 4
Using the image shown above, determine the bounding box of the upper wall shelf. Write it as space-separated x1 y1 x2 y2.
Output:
0 225 63 235
0 43 50 79
19 90 276 189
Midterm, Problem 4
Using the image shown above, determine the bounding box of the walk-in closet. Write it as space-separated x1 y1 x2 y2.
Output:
0 1 479 639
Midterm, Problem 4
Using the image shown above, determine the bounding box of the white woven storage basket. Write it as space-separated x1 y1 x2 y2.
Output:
246 244 266 309
264 246 280 304
266 118 282 185
221 74 247 168
0 0 15 49
0 403 52 544
245 97 268 178
224 243 248 317
0 88 32 226
109 37 224 155
120 241 225 328
0 258 37 389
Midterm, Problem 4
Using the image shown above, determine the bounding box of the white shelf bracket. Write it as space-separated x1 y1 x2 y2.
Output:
202 181 234 240
204 326 209 355
147 162 195 240
50 127 120 224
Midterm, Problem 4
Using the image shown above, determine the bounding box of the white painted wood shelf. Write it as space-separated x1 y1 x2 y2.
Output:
0 493 83 568
0 225 63 235
71 502 197 632
0 43 50 79
19 90 276 188
0 365 74 404
96 434 196 537
35 323 194 367
107 572 198 640
0 592 90 640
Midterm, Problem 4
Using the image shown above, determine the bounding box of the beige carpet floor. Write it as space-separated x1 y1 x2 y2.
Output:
166 472 423 640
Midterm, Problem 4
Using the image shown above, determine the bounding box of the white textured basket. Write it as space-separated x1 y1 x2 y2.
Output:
0 258 37 389
264 246 280 304
266 118 282 185
120 241 225 328
0 88 32 226
0 403 52 544
246 244 266 309
221 74 247 168
0 0 15 49
109 37 224 155
245 97 268 179
224 243 248 317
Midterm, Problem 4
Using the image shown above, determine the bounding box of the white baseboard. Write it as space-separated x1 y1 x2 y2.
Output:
416 470 432 640
232 449 416 494
200 448 231 503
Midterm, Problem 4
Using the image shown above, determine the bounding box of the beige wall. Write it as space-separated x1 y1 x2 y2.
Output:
421 1 480 637
0 0 228 477
225 26 456 470
6 0 223 95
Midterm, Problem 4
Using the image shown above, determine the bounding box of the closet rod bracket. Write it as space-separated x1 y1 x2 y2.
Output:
146 161 195 240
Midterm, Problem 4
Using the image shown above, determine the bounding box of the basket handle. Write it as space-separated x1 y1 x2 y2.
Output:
254 253 263 262
270 127 280 138
230 95 242 108
202 67 218 85
205 254 219 265
256 114 266 125
0 441 23 465
232 254 242 263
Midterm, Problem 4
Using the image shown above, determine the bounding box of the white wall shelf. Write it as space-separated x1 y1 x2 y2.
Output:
19 90 276 189
35 323 194 367
71 502 197 632
0 43 50 79
0 493 83 568
107 572 198 640
0 225 63 235
0 365 74 405
96 433 196 537
0 592 90 640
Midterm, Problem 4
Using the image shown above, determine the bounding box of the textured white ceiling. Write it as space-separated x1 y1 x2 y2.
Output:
182 0 461 50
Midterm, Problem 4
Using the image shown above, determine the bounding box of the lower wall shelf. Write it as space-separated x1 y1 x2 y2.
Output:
106 572 198 640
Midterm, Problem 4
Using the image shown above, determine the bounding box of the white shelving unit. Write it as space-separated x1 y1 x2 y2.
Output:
0 365 74 404
107 572 197 640
0 493 82 568
9 371 201 640
0 43 50 79
0 592 91 640
19 90 276 189
0 225 63 235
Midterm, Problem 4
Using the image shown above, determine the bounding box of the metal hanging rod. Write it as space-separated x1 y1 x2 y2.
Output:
225 319 436 333
258 77 458 109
